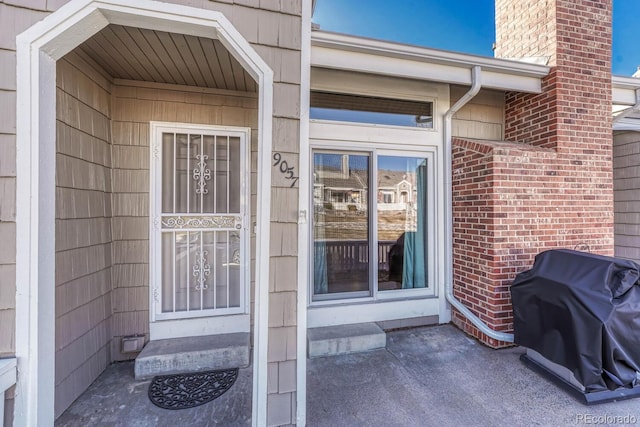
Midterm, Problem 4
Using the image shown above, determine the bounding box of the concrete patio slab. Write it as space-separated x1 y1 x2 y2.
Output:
57 324 640 426
307 324 640 426
134 333 250 380
307 323 386 358
56 362 251 427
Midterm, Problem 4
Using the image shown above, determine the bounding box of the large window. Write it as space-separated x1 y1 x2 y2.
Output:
312 150 432 301
310 91 434 128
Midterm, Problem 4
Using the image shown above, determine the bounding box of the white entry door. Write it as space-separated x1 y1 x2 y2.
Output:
150 123 250 335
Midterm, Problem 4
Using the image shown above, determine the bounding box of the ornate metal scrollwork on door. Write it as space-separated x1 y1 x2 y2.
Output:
161 215 241 229
193 153 211 194
192 250 211 291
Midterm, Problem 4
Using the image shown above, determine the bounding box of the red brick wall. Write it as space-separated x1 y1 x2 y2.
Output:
499 0 614 257
503 72 558 149
452 138 613 347
495 0 558 64
499 0 612 151
451 0 614 348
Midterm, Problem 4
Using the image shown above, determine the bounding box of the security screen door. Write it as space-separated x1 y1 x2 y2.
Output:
151 124 248 321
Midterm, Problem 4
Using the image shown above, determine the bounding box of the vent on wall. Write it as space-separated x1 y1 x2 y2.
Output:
121 336 146 353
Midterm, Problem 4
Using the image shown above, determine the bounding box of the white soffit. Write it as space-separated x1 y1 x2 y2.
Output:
613 75 640 131
311 30 550 93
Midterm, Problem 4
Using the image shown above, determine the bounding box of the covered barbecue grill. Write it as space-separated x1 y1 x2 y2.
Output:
511 249 640 404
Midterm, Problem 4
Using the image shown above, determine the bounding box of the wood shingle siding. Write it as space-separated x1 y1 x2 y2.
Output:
451 86 505 141
614 131 640 261
54 56 113 418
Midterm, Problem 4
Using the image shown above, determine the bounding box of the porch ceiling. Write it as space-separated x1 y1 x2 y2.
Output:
78 24 257 92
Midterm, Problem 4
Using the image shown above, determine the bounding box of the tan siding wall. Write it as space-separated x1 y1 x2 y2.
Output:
1 1 302 425
614 131 640 261
450 86 505 140
54 55 113 417
110 82 259 361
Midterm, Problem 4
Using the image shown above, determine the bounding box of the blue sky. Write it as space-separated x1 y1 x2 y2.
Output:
313 0 640 76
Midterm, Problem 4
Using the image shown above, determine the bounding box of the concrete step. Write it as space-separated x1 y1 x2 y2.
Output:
134 332 250 380
307 323 386 358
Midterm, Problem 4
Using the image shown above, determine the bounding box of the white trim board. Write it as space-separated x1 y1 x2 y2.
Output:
296 0 313 425
307 298 441 328
15 1 273 425
149 315 250 340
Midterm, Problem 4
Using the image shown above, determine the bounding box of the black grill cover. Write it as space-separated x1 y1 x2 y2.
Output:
511 249 640 392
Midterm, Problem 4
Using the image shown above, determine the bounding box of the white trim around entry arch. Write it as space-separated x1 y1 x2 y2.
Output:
15 1 273 425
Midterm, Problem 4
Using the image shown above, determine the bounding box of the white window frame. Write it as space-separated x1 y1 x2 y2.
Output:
149 123 251 328
374 148 437 301
308 121 443 312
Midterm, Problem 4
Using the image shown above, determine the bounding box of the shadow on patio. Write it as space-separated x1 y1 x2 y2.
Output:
56 324 640 426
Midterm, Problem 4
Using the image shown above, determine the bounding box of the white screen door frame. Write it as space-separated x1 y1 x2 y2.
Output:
149 122 251 338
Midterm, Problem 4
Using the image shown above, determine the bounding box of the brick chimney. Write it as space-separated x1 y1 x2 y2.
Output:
495 0 612 151
450 0 614 347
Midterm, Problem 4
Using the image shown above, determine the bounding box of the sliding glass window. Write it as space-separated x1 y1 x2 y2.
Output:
377 155 428 291
313 152 370 298
312 150 431 301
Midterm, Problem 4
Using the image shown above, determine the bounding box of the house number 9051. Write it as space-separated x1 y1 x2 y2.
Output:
273 152 299 188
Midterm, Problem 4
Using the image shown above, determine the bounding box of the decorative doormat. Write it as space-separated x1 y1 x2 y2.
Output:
148 368 239 410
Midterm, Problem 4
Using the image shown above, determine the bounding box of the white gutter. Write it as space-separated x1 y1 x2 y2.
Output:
443 65 515 343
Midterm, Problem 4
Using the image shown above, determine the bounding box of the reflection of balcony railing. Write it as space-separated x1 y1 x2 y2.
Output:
315 240 395 272
378 202 407 211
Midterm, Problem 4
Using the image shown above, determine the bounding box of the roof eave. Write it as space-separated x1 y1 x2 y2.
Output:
613 118 640 131
311 30 550 93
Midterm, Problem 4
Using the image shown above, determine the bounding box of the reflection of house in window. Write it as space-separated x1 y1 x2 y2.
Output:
313 154 368 211
378 172 414 209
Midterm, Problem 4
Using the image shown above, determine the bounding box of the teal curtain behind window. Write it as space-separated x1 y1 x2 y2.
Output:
313 154 328 294
402 161 427 288
314 239 328 294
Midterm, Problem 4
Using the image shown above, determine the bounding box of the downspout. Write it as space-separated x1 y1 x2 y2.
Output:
612 88 640 124
443 65 515 343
